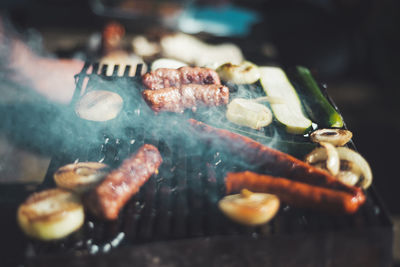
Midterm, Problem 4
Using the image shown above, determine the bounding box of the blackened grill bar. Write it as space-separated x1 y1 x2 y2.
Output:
23 63 392 267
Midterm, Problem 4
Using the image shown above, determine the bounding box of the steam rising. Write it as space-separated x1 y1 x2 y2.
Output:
1 14 312 172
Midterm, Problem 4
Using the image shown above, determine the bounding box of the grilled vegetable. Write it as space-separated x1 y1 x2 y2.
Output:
75 90 123 122
319 142 340 176
188 119 364 202
151 58 187 71
216 61 260 84
259 66 312 134
293 66 343 128
219 189 280 226
305 146 372 189
17 188 84 241
336 147 373 189
226 98 273 130
310 128 352 146
54 162 109 194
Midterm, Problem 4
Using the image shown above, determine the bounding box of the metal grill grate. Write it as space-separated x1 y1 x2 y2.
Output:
22 63 393 266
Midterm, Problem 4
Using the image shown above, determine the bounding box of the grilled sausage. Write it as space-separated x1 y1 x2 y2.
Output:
142 67 221 90
142 84 229 113
225 171 363 214
188 119 365 203
84 144 162 220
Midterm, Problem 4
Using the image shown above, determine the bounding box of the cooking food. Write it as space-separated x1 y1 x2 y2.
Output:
188 119 364 201
84 144 162 220
305 146 372 189
17 188 84 241
75 90 123 122
260 66 312 134
218 189 280 226
216 61 260 84
142 66 221 90
293 66 344 128
160 32 243 67
225 171 364 214
132 35 161 58
226 98 273 129
142 84 229 113
318 142 340 176
151 58 187 71
54 162 109 194
310 128 353 146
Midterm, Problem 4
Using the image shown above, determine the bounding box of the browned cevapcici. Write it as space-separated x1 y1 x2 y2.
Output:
142 66 221 90
84 144 163 220
188 119 365 213
142 84 230 113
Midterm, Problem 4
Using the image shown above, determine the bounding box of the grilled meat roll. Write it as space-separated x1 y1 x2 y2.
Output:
142 84 229 113
142 66 221 90
84 144 162 220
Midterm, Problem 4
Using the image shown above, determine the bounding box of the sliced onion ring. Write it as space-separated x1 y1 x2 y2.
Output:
336 147 373 189
305 146 373 189
337 170 360 187
305 142 339 176
310 128 353 146
320 142 340 176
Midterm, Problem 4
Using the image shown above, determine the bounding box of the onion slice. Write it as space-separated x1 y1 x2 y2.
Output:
216 61 260 84
226 98 273 130
54 162 109 194
305 146 373 189
305 143 339 176
336 147 373 189
17 188 84 241
320 142 340 176
310 128 353 146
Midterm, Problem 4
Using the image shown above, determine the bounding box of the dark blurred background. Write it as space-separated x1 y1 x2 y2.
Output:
1 0 400 263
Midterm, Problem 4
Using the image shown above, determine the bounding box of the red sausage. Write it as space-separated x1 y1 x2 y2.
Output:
85 144 163 220
188 119 365 204
225 171 363 214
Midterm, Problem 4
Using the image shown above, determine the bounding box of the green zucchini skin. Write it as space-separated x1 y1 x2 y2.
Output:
293 66 344 128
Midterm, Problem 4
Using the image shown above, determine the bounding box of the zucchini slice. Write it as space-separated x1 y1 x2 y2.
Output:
259 66 312 134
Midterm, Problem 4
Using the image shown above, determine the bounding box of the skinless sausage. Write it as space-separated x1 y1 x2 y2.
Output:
142 67 221 90
84 144 162 220
142 84 229 113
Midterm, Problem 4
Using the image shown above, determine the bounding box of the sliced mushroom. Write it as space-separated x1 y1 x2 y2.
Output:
17 188 84 241
54 162 109 194
218 189 280 226
310 128 353 146
75 90 124 122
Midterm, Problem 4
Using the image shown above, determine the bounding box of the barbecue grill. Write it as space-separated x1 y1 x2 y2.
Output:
3 63 393 267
